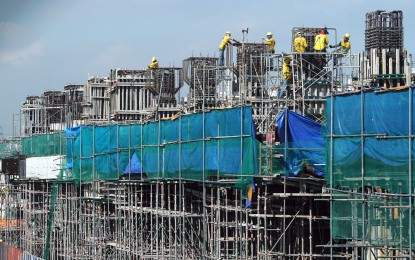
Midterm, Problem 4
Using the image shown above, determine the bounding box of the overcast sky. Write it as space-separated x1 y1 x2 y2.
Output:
0 0 414 137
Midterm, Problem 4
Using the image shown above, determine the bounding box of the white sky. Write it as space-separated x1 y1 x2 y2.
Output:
0 0 414 137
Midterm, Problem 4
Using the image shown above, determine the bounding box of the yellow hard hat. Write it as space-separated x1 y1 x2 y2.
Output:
152 57 157 62
267 32 273 36
344 33 350 39
226 31 231 35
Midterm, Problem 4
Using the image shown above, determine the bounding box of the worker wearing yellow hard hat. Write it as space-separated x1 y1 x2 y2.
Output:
329 33 351 53
279 56 293 98
148 57 159 69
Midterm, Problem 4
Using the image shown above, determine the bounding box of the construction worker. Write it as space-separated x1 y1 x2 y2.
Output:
293 32 308 52
329 33 351 53
313 29 329 52
312 29 329 75
148 57 159 69
262 32 275 53
279 57 292 98
262 32 275 68
218 31 238 66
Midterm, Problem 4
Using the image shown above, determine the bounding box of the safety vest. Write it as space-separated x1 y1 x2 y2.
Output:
294 37 307 52
265 38 275 52
219 35 230 50
149 61 159 69
340 39 351 53
314 34 328 51
282 62 292 80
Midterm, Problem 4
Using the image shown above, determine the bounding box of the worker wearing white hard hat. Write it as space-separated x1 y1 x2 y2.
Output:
293 31 308 53
262 32 275 53
218 31 238 66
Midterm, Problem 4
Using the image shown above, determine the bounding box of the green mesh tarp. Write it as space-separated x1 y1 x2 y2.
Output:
66 106 260 183
332 191 413 247
22 132 66 157
0 140 20 159
325 89 415 246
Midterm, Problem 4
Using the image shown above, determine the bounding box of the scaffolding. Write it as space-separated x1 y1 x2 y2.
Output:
21 85 84 137
82 76 110 124
0 18 414 259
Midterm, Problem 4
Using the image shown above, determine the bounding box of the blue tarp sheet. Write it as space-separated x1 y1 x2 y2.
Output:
276 109 325 176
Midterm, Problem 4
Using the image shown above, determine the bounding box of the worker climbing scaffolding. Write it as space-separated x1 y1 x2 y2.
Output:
279 56 293 98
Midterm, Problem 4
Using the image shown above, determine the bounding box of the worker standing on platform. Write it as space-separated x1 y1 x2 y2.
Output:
293 31 309 78
279 57 292 98
262 32 275 53
313 29 329 75
218 31 237 66
313 29 329 52
262 32 275 68
329 33 351 53
293 32 308 52
148 57 159 69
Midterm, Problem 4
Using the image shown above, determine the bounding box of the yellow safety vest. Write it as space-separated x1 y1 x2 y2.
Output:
340 39 351 53
219 35 230 50
314 34 328 51
282 62 292 80
264 38 275 52
293 37 308 52
149 61 159 69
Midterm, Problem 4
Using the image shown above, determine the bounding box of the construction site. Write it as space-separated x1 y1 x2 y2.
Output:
0 10 414 259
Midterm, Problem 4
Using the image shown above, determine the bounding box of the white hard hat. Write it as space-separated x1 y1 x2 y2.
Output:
267 32 273 36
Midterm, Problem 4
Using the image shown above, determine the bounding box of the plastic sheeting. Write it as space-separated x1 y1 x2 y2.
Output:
22 132 66 157
325 89 415 193
325 88 415 245
276 109 325 176
66 106 260 183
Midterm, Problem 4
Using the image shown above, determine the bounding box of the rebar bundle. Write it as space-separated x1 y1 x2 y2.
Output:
365 10 404 53
183 57 217 100
236 43 267 84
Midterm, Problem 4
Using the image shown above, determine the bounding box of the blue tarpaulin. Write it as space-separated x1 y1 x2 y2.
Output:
123 152 143 174
276 109 325 176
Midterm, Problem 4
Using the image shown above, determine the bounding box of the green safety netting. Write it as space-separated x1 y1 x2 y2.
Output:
332 190 413 247
22 132 66 157
325 88 415 246
0 140 20 159
66 106 262 183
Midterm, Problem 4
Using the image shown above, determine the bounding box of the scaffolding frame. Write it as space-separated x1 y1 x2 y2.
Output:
1 24 414 259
